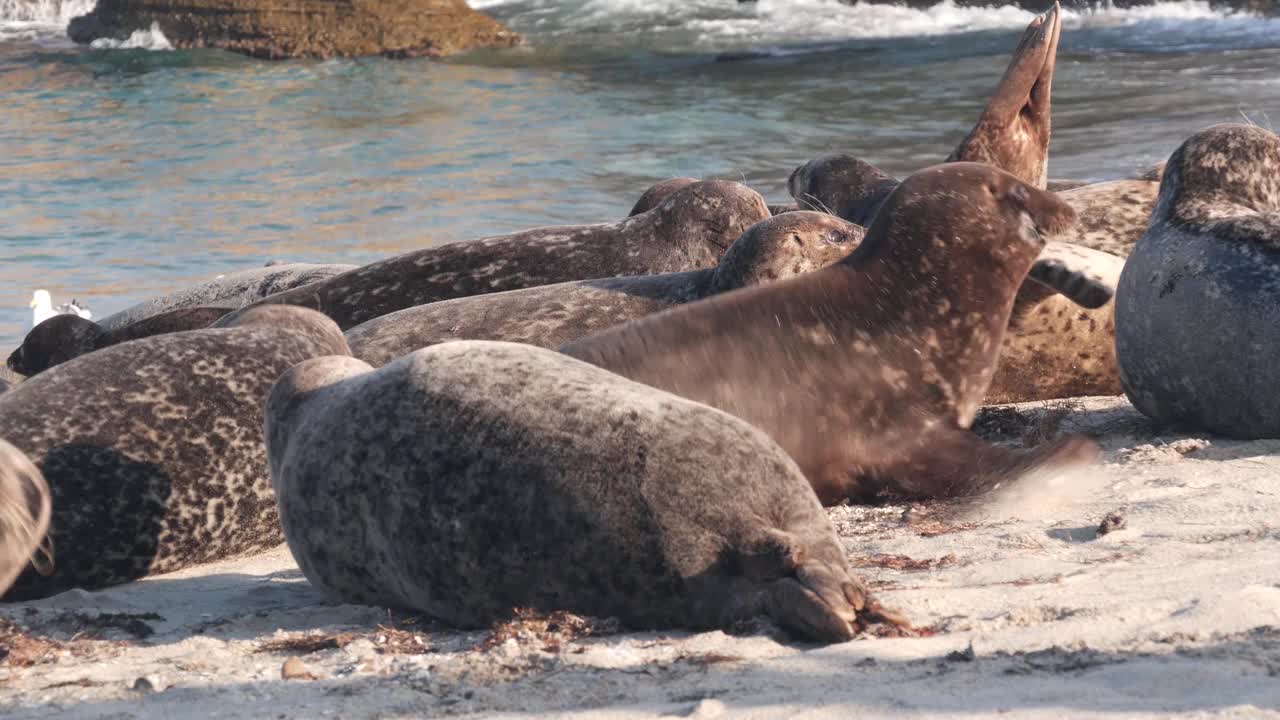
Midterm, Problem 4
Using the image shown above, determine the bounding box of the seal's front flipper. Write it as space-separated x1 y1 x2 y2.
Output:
1027 241 1126 310
887 423 1099 500
0 440 52 596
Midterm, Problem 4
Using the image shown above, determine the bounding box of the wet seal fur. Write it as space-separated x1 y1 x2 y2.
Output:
96 262 356 331
628 177 697 216
0 439 51 596
0 306 350 600
223 181 770 330
266 341 905 642
8 306 234 376
1116 123 1280 438
345 212 864 366
564 163 1100 505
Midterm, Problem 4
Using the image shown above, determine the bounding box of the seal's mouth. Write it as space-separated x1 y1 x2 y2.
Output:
6 347 24 375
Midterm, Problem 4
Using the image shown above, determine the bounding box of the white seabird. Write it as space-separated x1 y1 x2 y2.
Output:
30 289 92 327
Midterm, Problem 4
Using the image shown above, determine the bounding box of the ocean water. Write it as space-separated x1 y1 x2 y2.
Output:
2 0 1279 347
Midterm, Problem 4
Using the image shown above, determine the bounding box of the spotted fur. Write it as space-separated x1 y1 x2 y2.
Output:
0 306 350 600
345 212 865 366
223 181 771 331
1117 123 1280 438
267 342 893 642
0 439 50 596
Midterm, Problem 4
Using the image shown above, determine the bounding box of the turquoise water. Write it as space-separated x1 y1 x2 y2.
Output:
2 0 1280 346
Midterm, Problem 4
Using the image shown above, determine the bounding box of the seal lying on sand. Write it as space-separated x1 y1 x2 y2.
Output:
628 177 697 216
267 341 905 642
223 181 770 330
0 306 350 600
345 212 864 366
1116 123 1280 439
8 306 233 376
0 440 51 596
96 262 355 331
564 163 1100 505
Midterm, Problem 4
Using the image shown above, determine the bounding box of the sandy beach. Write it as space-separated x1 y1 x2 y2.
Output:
1 395 1276 719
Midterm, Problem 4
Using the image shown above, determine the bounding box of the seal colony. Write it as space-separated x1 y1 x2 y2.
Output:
2 4 1276 645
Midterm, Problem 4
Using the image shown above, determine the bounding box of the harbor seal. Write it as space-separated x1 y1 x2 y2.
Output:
8 306 234 376
345 212 864 366
0 306 350 600
0 439 51 596
564 163 1100 505
266 341 904 641
627 177 697 216
224 180 770 330
1115 123 1280 438
96 262 356 331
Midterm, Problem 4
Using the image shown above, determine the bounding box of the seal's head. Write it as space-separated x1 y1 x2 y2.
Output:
947 2 1061 188
786 154 900 226
213 305 352 357
627 177 698 217
710 211 865 292
1153 123 1280 243
7 315 104 376
648 180 771 259
851 161 1077 288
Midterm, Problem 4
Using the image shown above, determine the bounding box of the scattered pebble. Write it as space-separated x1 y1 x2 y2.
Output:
281 656 318 681
130 675 166 693
1097 512 1127 536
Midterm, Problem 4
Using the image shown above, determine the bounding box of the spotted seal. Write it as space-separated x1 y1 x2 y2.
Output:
222 181 770 331
627 177 697 216
0 306 350 600
8 306 234 377
1115 123 1280 438
345 212 864 366
0 439 51 596
96 262 356 331
266 341 906 641
563 163 1100 505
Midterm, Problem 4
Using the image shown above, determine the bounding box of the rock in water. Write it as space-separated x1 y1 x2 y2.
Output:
1116 122 1280 439
67 0 521 60
0 306 350 600
266 341 890 642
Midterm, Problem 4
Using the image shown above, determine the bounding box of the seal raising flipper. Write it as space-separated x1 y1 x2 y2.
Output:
947 2 1061 189
0 440 51 595
1021 241 1125 314
564 163 1099 505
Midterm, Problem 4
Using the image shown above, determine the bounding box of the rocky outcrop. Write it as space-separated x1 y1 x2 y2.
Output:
67 0 522 59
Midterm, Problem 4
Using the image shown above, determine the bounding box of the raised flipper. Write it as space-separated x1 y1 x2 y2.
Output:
1026 241 1126 310
947 2 1062 187
0 440 52 596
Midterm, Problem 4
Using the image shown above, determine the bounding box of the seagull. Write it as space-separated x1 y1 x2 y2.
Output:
30 290 92 328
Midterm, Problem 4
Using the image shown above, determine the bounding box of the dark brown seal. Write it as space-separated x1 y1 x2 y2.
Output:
0 306 350 600
266 341 905 642
563 162 1099 505
223 180 770 330
7 306 234 376
345 212 864 366
1116 123 1280 438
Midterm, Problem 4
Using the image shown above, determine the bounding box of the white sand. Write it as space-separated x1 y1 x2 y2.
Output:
2 396 1278 719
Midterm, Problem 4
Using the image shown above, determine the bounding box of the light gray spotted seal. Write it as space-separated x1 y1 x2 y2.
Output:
563 163 1100 505
345 212 864 366
0 306 350 600
222 180 770 331
266 341 907 642
96 262 356 331
8 306 234 377
0 439 51 596
1116 122 1280 438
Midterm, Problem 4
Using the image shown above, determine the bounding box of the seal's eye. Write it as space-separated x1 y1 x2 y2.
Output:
1010 183 1030 204
822 230 851 246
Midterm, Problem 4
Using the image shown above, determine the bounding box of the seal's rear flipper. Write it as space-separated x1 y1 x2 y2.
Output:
1025 241 1126 310
948 2 1061 187
883 424 1099 500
